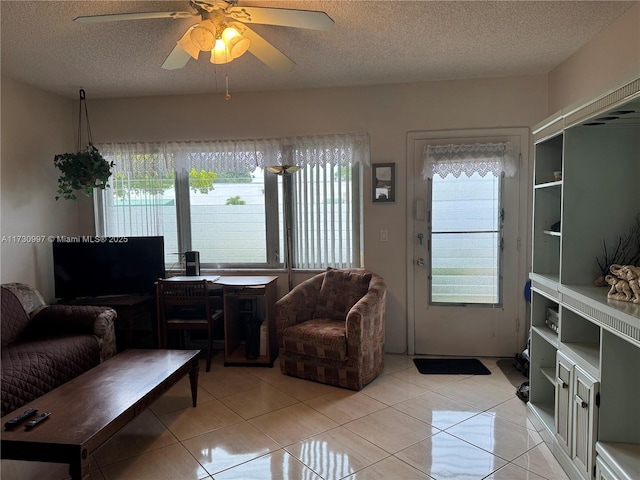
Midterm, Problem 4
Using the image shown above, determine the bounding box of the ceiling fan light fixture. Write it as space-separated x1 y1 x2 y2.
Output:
177 26 201 60
210 38 231 64
222 26 250 59
190 20 217 51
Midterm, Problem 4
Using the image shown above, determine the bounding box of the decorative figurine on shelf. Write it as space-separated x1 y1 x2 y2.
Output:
594 214 640 286
606 263 640 304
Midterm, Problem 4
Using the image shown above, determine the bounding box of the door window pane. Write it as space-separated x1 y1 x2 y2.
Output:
430 173 501 305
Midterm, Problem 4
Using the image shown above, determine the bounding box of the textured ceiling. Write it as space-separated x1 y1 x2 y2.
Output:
1 1 635 99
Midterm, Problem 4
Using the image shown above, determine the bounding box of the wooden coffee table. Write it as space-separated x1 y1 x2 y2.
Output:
1 349 200 480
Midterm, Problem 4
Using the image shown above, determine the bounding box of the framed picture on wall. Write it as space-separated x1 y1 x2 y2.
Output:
372 163 395 203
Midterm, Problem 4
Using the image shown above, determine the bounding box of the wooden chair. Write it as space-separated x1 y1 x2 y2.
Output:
156 279 223 372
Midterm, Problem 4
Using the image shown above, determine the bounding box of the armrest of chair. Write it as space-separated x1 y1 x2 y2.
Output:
275 274 324 346
345 275 387 356
28 305 118 362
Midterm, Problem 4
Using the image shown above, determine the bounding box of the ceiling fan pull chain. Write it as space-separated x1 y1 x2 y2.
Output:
225 72 231 100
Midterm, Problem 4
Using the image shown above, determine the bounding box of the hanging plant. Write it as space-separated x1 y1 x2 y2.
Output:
54 145 114 200
54 89 113 200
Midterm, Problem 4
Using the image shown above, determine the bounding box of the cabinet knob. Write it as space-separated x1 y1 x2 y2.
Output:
556 377 568 388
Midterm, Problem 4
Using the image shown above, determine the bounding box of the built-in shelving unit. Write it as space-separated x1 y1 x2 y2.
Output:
528 75 640 480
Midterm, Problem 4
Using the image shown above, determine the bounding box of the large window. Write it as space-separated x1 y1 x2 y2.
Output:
424 142 515 306
96 134 368 271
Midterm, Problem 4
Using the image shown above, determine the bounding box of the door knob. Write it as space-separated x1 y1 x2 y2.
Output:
417 258 425 267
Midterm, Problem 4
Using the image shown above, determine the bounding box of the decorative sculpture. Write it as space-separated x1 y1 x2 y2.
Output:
606 263 640 304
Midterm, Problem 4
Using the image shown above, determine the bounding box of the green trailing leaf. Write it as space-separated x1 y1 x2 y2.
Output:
53 144 114 200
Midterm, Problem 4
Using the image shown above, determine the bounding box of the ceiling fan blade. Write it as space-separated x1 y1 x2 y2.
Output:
161 44 193 70
74 11 196 23
226 6 334 31
230 22 295 73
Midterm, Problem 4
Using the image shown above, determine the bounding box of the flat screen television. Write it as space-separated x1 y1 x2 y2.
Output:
53 236 165 299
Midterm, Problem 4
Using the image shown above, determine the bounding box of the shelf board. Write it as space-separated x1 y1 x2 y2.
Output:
560 342 600 378
528 401 555 434
530 273 560 300
540 367 556 385
534 180 563 189
596 442 640 480
532 325 559 348
560 284 640 347
542 230 561 237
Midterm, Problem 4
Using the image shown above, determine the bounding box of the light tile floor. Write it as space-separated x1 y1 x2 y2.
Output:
1 353 570 480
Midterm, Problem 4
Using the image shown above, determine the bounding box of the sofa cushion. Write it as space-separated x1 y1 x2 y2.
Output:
2 282 46 316
1 288 31 347
1 335 100 416
314 269 372 321
282 318 347 361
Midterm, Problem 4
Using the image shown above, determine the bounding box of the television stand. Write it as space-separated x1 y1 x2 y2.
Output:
59 294 156 351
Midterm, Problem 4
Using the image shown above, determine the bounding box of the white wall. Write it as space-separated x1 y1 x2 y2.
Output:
0 77 94 299
548 2 640 113
88 75 548 353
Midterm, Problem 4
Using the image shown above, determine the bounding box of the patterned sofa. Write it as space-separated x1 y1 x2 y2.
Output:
1 283 117 417
276 268 387 390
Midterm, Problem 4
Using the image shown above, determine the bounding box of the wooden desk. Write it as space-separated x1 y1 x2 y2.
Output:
163 275 221 283
164 276 279 367
1 349 199 480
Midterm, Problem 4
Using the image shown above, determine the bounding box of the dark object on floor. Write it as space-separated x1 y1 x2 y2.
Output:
513 352 530 377
413 358 491 375
516 381 530 403
496 359 528 387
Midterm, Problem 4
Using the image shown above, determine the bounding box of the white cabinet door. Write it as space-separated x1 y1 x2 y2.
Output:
555 351 573 453
572 365 599 479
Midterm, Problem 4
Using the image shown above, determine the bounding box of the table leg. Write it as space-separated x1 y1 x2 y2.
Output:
188 363 199 407
68 451 90 480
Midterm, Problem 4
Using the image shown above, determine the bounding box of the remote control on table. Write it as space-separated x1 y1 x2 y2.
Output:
24 412 51 430
4 408 38 430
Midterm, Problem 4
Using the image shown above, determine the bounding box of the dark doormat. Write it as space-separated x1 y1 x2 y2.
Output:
413 358 491 375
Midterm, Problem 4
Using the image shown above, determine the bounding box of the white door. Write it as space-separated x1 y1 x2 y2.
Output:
408 129 530 356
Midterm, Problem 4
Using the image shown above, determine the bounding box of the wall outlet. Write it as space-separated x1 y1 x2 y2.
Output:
380 229 388 242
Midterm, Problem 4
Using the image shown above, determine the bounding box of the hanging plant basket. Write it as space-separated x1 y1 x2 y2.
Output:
54 88 114 201
54 145 114 200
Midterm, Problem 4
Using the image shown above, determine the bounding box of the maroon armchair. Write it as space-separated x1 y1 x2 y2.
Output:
275 268 387 390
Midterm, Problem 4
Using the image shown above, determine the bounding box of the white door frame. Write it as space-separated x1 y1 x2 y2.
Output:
406 127 532 355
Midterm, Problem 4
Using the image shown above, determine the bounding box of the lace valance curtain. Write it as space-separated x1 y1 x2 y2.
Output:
422 142 517 179
97 132 370 174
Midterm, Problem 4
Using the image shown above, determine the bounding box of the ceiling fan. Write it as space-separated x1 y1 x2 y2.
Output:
74 0 334 73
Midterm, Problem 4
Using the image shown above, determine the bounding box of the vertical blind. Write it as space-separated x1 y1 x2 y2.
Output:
293 163 356 269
